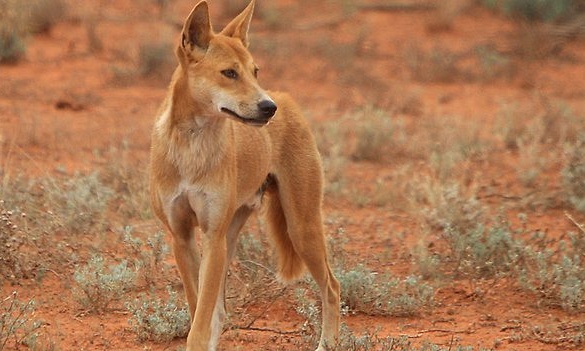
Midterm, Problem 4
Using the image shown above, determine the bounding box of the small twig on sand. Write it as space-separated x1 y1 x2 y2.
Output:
564 211 585 235
224 287 289 335
230 325 301 335
400 328 471 339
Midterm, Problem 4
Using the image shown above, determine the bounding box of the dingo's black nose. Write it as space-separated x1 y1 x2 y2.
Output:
258 100 277 119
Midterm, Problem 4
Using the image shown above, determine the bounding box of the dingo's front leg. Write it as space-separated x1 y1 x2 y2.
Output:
186 230 228 351
185 190 235 351
167 193 201 320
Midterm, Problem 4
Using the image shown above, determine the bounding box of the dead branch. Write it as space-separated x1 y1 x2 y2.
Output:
400 328 472 338
564 211 585 235
228 325 301 335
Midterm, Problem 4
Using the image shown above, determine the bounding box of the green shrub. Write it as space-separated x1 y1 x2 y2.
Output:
518 231 585 312
440 223 521 279
126 287 189 342
72 255 136 313
336 265 434 317
48 172 113 234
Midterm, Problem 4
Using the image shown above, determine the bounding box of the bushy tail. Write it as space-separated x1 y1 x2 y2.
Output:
265 190 305 281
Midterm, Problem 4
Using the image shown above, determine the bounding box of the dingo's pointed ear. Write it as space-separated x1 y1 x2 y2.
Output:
220 0 255 47
181 1 213 53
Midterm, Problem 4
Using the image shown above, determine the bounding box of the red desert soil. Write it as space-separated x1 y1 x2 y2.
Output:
2 0 585 350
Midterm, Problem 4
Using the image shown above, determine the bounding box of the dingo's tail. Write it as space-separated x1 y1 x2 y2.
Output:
265 189 305 281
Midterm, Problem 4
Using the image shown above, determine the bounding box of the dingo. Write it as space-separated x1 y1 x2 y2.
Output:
149 1 340 350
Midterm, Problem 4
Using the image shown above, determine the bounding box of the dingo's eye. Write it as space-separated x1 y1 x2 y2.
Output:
253 67 259 78
221 69 238 79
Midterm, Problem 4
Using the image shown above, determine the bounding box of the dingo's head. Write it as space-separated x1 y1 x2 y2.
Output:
176 0 276 127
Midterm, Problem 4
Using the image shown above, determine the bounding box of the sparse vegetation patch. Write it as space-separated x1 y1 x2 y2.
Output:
126 287 190 342
483 0 580 22
0 292 44 351
72 254 136 313
0 0 67 63
562 137 585 212
336 264 434 317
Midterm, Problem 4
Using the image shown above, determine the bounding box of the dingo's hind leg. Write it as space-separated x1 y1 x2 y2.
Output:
269 170 340 350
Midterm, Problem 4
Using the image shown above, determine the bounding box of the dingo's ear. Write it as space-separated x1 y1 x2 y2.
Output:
220 0 255 47
181 1 213 53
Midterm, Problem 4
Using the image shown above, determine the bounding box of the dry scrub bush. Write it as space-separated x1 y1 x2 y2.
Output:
27 0 67 34
102 145 152 219
313 120 348 196
1 173 112 236
416 184 524 280
518 230 585 312
405 46 464 83
227 231 282 311
72 255 136 313
314 27 386 92
416 201 585 312
121 227 171 288
515 138 548 187
397 114 487 183
333 326 408 351
126 287 189 342
0 176 83 281
406 43 519 83
562 137 585 212
111 38 175 86
328 235 433 317
297 301 489 350
0 0 66 63
0 292 46 351
482 0 579 22
47 172 113 235
348 106 406 163
0 0 29 63
0 171 117 283
138 41 175 78
438 222 521 280
422 182 484 234
294 235 434 348
493 100 584 201
336 265 434 317
0 202 30 281
494 100 568 150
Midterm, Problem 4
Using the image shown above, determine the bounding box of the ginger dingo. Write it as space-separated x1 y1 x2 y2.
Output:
149 1 340 350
